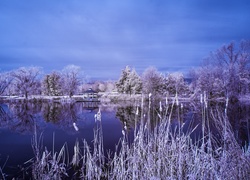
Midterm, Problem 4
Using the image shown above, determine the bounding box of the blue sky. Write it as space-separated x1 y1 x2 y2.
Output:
1 0 250 80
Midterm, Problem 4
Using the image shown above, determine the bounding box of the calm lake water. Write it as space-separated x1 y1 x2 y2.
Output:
0 100 249 178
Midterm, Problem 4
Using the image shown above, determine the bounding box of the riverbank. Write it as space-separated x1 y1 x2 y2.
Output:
1 93 248 104
0 95 99 103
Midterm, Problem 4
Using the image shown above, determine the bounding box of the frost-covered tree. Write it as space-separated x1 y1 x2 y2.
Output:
191 65 226 99
0 71 12 95
192 40 250 99
116 66 131 93
91 81 105 92
61 65 83 97
42 71 62 96
142 66 165 96
164 72 190 97
213 40 250 98
126 69 142 95
11 67 42 98
116 66 142 95
106 81 115 92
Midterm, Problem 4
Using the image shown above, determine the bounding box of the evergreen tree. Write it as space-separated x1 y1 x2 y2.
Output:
116 66 131 93
116 66 142 95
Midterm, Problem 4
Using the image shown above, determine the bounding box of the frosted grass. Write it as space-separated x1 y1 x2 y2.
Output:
26 95 250 179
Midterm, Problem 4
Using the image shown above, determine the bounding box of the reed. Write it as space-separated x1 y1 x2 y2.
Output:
31 128 69 179
27 93 250 179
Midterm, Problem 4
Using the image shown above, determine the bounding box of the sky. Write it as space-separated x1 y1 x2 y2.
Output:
1 0 250 80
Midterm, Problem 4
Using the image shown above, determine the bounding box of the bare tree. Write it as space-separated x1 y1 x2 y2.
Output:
142 66 165 97
192 40 250 99
11 67 42 98
191 65 225 99
0 71 13 95
213 40 250 98
165 72 190 97
61 65 84 97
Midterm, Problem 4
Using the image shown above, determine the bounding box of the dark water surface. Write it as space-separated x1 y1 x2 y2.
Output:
0 100 249 178
0 102 123 177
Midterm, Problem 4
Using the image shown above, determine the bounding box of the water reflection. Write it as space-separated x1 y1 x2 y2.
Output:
43 103 64 123
1 101 249 143
0 101 124 177
115 100 250 147
0 100 249 175
116 105 138 130
0 102 41 134
227 101 250 147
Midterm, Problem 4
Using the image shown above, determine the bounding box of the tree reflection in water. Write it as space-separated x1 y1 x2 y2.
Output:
42 102 63 123
0 100 250 179
1 102 42 134
0 100 249 147
115 100 250 147
227 101 250 147
0 102 98 135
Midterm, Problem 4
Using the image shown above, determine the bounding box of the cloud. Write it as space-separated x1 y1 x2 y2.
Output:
0 0 250 79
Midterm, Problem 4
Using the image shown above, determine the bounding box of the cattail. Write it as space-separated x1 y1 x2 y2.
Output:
95 108 101 121
122 130 125 136
226 96 229 108
124 122 127 131
176 94 179 106
73 122 79 131
159 101 162 112
225 96 229 114
157 112 162 119
136 106 139 115
149 93 152 108
204 91 207 108
200 93 203 104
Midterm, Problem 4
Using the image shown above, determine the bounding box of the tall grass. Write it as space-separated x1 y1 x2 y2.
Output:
28 94 250 179
31 127 69 179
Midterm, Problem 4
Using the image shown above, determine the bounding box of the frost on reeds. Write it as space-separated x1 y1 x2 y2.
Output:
28 98 250 179
31 131 69 179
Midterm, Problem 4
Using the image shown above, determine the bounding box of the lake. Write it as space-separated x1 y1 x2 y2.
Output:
0 100 249 178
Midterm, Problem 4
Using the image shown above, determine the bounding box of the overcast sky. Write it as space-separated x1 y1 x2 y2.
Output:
1 0 250 80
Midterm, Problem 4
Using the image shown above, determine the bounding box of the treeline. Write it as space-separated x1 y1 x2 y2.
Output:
0 64 116 99
116 40 250 101
0 40 250 100
0 65 84 98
